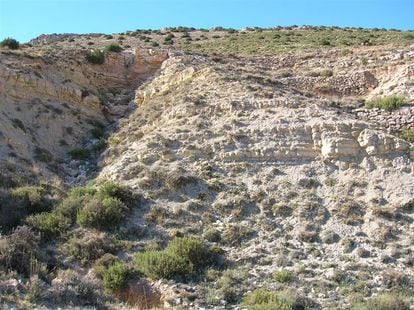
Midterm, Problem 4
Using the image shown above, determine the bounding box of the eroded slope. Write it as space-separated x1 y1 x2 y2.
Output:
98 50 414 308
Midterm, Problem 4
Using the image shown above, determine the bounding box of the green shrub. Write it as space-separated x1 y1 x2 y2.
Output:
399 128 414 143
11 186 52 214
26 212 69 239
86 49 105 64
98 182 137 208
135 250 189 280
69 147 90 160
54 196 84 222
105 43 123 52
69 186 97 198
0 186 52 232
0 37 19 49
166 237 212 272
353 292 410 310
77 196 128 229
52 186 97 224
273 269 293 283
55 183 135 231
243 289 295 310
365 95 405 111
135 237 218 280
102 261 130 292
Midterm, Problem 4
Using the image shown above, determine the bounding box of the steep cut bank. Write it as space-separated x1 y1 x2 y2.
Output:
0 47 168 184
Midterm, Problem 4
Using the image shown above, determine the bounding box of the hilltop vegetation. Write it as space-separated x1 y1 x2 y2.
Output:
26 26 414 57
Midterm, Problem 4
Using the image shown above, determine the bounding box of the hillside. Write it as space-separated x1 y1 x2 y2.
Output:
1 27 414 309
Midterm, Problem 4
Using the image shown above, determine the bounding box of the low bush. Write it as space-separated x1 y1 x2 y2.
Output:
26 212 70 239
320 38 331 46
243 289 294 310
353 292 410 310
51 183 137 232
0 226 42 277
365 95 405 111
273 269 293 283
102 261 130 292
86 50 105 64
135 237 219 281
76 196 128 229
135 250 189 280
166 237 212 272
243 288 310 310
97 181 137 209
54 196 84 222
11 186 52 214
69 186 97 198
1 186 52 233
105 43 123 52
0 37 19 49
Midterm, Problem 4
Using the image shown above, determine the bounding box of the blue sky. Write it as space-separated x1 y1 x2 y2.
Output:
1 0 413 43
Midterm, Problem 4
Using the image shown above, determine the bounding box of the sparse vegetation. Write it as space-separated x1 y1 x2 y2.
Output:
273 269 293 283
102 261 130 292
399 128 414 143
365 95 405 111
86 49 105 64
353 292 410 310
243 289 303 310
105 43 123 52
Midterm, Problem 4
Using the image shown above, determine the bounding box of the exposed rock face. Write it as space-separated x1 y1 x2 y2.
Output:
0 48 167 181
96 52 414 307
283 70 378 96
356 106 414 132
100 53 414 187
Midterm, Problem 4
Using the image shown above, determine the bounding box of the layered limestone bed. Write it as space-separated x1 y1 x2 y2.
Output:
97 54 414 307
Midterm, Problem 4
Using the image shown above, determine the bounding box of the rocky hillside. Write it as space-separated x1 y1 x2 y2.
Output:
1 27 414 309
0 46 167 184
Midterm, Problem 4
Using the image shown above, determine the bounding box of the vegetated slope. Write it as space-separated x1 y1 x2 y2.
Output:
0 28 414 309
